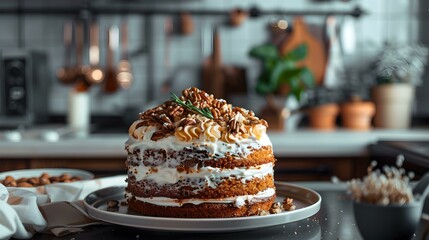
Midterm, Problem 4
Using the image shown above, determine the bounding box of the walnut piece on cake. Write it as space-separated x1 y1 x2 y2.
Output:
129 87 268 143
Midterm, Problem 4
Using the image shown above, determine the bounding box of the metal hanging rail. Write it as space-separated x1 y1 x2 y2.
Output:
0 6 367 18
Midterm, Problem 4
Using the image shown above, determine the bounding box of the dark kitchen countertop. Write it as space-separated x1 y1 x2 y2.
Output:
29 182 429 240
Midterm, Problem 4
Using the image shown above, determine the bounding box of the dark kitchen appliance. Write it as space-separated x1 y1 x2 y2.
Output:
370 141 429 179
0 50 48 127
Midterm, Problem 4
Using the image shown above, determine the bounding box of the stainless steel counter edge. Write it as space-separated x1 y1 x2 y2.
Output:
0 129 428 158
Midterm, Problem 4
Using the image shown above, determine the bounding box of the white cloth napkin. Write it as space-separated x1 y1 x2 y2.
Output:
0 175 126 239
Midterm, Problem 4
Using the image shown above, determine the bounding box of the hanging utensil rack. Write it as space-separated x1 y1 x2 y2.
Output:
0 5 367 18
3 1 367 102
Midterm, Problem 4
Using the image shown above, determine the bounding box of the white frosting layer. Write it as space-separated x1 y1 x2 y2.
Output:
129 163 274 186
129 187 275 207
126 131 272 159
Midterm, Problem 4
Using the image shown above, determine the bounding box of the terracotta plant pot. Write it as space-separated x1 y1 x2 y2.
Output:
307 103 339 130
341 100 375 131
372 83 415 129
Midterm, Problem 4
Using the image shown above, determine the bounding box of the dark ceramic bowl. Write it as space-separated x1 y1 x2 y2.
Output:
353 200 422 240
353 173 429 240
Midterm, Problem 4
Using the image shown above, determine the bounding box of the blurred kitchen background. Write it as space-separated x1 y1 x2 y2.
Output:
0 0 428 180
0 0 426 127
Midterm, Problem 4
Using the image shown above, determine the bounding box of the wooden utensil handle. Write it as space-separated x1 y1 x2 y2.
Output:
63 21 73 67
120 20 128 60
104 25 119 93
75 21 84 66
164 18 173 68
89 21 100 65
107 26 117 67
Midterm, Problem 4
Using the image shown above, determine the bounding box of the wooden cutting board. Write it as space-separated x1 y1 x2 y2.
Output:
280 17 326 86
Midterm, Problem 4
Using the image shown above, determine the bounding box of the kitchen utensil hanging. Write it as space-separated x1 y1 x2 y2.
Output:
180 12 194 35
103 25 119 93
86 19 104 84
161 17 174 93
164 17 173 75
116 18 133 89
73 20 91 92
323 15 345 88
57 20 76 84
229 8 247 27
201 27 225 99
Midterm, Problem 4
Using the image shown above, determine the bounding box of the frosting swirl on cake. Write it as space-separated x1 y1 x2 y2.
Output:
128 87 268 144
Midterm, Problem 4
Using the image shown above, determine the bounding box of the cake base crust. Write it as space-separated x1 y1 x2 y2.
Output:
128 195 276 218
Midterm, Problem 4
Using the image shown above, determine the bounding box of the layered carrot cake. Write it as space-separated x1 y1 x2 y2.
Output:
125 87 276 218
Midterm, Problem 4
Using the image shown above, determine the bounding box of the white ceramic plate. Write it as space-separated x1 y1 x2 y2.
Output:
0 168 94 183
84 182 321 232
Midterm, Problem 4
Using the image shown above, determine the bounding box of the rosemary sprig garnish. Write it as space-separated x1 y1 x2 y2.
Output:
170 93 214 119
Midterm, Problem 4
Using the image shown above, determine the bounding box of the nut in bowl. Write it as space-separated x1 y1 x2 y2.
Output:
348 157 429 240
0 168 94 188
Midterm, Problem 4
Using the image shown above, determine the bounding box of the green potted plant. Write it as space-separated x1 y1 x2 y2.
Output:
372 44 428 129
249 43 315 130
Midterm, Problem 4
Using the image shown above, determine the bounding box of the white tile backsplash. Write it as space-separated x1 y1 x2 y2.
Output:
0 16 18 42
0 0 422 115
356 16 386 47
385 19 413 43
